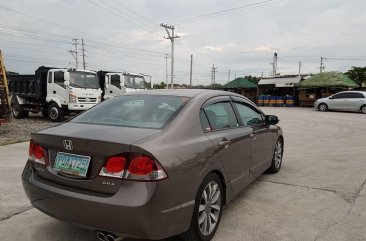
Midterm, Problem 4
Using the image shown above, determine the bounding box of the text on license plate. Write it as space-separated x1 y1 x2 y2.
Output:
54 152 91 177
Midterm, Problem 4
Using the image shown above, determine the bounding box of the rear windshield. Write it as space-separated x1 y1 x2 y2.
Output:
72 95 190 129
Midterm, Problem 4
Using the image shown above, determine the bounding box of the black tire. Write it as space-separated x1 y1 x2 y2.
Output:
361 105 366 114
12 104 29 119
48 103 64 122
267 138 284 174
318 103 328 112
181 173 223 241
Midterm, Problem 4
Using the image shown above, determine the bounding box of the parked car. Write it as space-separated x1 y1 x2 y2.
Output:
314 91 366 114
22 89 284 241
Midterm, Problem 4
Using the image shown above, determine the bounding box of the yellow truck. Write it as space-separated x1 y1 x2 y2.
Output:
0 50 12 126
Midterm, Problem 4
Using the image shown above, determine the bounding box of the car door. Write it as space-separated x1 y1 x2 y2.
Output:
201 96 252 191
346 92 365 111
230 97 275 178
328 93 349 110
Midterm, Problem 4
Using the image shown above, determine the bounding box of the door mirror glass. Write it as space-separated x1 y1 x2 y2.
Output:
64 72 70 82
265 115 279 125
64 80 70 86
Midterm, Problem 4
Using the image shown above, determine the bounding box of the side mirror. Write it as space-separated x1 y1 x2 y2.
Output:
64 80 70 86
265 115 279 125
64 72 70 82
329 96 333 99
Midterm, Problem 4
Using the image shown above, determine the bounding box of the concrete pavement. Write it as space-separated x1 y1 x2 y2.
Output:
0 107 365 241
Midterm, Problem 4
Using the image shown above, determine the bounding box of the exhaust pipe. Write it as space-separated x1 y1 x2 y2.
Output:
96 231 106 241
106 233 123 241
96 231 123 241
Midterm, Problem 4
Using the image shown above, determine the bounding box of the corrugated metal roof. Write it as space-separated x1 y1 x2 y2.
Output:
258 76 302 85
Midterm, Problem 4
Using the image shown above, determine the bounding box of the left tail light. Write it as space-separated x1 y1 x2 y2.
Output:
29 140 47 165
99 153 167 181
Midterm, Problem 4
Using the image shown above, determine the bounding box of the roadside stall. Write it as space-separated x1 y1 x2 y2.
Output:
223 77 258 103
257 76 302 107
296 72 359 107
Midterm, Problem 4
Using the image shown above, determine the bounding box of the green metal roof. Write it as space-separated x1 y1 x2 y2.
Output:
297 72 359 89
223 77 257 89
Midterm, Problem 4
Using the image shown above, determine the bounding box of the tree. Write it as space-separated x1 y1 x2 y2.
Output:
345 66 366 86
244 75 261 84
6 71 19 75
153 82 167 89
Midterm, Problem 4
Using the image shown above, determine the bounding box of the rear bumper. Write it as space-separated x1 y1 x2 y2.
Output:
22 162 195 240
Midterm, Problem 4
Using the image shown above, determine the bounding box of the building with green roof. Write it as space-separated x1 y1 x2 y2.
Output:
223 77 258 102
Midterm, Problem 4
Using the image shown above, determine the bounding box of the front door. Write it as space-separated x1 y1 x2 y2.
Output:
328 93 349 110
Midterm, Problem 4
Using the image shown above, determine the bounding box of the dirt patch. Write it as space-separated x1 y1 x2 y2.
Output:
0 114 59 146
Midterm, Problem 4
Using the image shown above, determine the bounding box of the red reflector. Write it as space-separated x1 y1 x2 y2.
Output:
29 141 34 156
128 156 154 175
34 144 44 160
105 156 126 173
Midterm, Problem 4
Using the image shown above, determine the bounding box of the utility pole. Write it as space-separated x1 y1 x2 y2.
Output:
227 70 231 83
68 38 79 69
189 54 193 87
164 53 169 88
271 52 278 77
211 64 218 87
160 23 179 89
298 61 302 76
81 38 86 70
320 57 326 73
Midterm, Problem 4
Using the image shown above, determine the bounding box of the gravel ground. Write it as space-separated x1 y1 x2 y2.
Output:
0 114 59 146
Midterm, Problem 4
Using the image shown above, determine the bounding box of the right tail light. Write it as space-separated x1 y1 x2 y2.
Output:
99 153 167 181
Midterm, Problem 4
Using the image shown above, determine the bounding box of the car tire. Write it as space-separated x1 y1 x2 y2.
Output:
181 173 223 241
12 104 29 119
267 138 283 174
318 103 328 112
361 105 366 114
48 103 64 122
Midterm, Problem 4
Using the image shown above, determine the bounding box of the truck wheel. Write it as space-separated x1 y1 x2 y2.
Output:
12 104 28 119
48 103 64 122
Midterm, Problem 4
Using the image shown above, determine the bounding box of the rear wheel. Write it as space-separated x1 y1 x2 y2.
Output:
12 104 29 119
267 138 283 173
48 103 64 122
361 105 366 114
318 103 328 112
181 173 223 241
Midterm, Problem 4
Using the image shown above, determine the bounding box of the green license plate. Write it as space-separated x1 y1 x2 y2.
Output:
54 152 91 177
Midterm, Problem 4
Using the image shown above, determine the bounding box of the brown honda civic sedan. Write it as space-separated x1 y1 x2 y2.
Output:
22 89 283 241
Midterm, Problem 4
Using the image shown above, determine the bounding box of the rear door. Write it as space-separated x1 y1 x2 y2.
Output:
201 96 252 190
230 97 275 177
346 92 365 111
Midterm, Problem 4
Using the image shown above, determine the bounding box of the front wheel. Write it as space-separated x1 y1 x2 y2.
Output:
181 173 223 241
267 138 283 173
48 103 64 122
318 103 328 112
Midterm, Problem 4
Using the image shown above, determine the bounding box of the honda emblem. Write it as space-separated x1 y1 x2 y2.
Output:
63 140 73 151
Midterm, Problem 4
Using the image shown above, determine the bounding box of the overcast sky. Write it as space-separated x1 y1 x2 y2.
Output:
1 0 365 85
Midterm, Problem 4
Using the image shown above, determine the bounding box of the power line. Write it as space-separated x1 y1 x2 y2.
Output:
69 38 79 69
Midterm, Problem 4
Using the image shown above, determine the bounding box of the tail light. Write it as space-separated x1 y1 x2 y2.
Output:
29 140 47 165
99 153 167 181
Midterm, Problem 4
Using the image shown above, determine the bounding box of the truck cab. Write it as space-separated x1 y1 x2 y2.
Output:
9 67 102 122
100 72 146 100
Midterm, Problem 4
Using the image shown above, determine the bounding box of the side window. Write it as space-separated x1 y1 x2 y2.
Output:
200 110 211 131
54 71 64 86
333 93 348 99
111 75 120 88
233 102 263 126
48 72 52 83
348 93 365 99
203 102 238 130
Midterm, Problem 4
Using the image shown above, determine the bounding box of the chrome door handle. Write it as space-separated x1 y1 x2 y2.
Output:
218 140 230 147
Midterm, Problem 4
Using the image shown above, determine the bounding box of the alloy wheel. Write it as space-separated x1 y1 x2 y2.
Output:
319 104 327 112
361 106 366 114
274 140 283 169
198 181 221 236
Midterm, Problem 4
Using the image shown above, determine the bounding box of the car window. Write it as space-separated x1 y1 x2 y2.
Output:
200 109 211 131
54 71 64 86
203 102 238 130
72 95 189 129
332 93 349 99
348 93 365 98
233 102 263 126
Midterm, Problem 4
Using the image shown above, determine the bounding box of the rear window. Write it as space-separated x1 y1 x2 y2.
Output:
72 95 189 129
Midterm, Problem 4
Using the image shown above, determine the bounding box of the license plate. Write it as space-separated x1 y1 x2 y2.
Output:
54 152 91 177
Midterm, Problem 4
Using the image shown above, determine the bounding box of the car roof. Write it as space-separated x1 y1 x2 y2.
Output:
125 89 245 99
337 90 366 94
